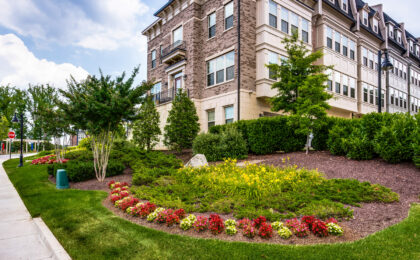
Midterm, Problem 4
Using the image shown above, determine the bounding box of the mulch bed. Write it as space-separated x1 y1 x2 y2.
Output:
49 151 419 244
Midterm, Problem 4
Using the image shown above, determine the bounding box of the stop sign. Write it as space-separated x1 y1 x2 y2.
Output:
8 131 15 139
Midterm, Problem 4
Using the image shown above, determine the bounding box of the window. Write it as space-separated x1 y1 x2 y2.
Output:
369 85 374 104
342 75 348 96
368 51 374 69
335 72 341 94
173 26 183 46
151 50 157 68
373 19 378 33
335 31 341 52
326 27 333 49
349 77 356 98
410 40 414 52
390 89 394 105
362 48 368 66
302 19 309 43
268 51 279 80
363 83 368 102
342 0 348 11
207 110 215 129
224 1 234 30
388 24 393 37
403 93 407 108
362 11 368 26
403 65 407 80
281 8 289 34
269 0 277 28
350 40 355 60
395 90 399 106
208 12 216 38
291 12 299 35
207 51 235 87
399 92 403 108
326 69 332 91
342 36 348 56
151 82 161 101
397 31 402 43
381 92 385 108
374 54 378 71
224 106 234 124
375 89 378 105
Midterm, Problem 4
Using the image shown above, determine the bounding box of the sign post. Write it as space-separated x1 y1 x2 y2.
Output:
8 132 15 159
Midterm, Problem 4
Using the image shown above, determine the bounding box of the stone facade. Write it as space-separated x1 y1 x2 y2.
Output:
143 0 420 148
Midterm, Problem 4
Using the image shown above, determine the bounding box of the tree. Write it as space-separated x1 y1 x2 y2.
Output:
164 89 200 151
59 67 150 182
132 95 161 150
267 33 332 154
0 116 9 140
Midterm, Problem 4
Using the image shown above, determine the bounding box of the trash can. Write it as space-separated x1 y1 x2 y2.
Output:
56 169 69 189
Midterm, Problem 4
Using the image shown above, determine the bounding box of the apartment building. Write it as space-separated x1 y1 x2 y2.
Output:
142 0 420 144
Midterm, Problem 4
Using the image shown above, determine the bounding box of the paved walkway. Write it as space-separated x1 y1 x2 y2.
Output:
0 155 71 260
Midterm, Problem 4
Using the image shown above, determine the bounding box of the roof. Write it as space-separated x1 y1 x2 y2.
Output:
154 0 175 16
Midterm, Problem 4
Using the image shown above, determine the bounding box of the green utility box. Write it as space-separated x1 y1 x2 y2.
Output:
56 169 69 189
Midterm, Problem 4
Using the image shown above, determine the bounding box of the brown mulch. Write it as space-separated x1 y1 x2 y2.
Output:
50 150 419 244
243 151 420 238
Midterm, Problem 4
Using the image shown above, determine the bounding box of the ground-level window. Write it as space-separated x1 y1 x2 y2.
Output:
207 109 215 129
224 106 234 124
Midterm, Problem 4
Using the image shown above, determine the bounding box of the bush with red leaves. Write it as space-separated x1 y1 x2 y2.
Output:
252 216 267 229
138 202 157 218
174 209 186 219
301 216 316 229
110 194 121 203
156 209 173 224
166 214 180 226
326 217 338 224
193 216 208 232
311 219 329 237
209 214 225 235
258 222 273 239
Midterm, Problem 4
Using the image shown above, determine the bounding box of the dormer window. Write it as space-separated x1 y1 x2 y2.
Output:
409 41 414 52
397 30 402 43
342 0 348 12
362 11 368 26
416 45 420 56
373 19 378 33
388 24 394 37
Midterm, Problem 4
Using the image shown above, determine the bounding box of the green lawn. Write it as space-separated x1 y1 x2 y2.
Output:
4 158 420 260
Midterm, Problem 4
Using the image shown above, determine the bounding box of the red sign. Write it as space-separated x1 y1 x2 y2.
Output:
8 132 15 139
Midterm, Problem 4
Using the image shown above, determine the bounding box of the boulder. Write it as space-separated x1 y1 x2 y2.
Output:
185 154 208 168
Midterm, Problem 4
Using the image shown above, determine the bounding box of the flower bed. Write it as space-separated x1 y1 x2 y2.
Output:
107 180 345 241
32 155 69 165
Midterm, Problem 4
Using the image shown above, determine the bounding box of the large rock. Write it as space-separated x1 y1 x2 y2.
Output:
185 154 208 168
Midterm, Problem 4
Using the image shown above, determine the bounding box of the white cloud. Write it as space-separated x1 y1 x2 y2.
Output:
0 0 150 51
0 34 89 89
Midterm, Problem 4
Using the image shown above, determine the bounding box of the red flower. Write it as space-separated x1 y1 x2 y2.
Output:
258 223 273 239
252 216 267 229
174 209 186 219
301 216 316 229
311 219 329 237
208 214 224 235
166 214 180 226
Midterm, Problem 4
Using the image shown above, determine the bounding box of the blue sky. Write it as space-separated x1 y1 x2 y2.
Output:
0 0 419 89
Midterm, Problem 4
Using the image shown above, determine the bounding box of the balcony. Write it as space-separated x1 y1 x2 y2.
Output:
161 41 187 65
151 87 189 105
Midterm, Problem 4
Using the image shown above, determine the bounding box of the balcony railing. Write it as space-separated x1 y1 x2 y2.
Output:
151 87 189 105
161 40 186 58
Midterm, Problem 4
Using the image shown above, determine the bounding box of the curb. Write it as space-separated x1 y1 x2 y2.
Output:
33 218 71 260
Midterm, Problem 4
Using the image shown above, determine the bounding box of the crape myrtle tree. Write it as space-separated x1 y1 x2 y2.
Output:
132 94 161 151
164 89 200 152
59 67 151 182
267 33 332 154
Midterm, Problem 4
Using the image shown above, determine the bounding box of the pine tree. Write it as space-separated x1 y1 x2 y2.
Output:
267 33 333 154
164 89 200 151
132 96 161 151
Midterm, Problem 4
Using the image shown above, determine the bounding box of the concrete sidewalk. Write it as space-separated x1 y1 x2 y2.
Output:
0 156 71 260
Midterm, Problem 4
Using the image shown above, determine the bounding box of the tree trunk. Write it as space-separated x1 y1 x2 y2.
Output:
91 129 115 182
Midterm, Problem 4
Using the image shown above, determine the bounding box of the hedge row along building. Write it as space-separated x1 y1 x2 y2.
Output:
142 0 420 143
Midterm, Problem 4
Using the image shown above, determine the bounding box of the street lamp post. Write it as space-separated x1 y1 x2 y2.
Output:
378 49 394 113
12 113 24 167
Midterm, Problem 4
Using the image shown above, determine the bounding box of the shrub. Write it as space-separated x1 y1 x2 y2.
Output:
312 117 336 151
301 216 316 229
193 216 208 232
344 128 375 160
77 137 92 150
132 166 176 185
138 202 157 218
147 208 165 222
311 219 329 237
224 219 236 227
327 223 344 236
156 209 173 224
237 218 251 229
193 125 247 162
286 218 309 237
208 214 224 234
278 226 293 239
374 113 416 163
180 214 197 230
166 213 180 227
174 209 186 219
258 223 273 239
327 119 356 156
226 225 238 235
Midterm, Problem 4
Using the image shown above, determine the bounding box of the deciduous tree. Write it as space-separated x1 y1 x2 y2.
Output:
132 95 161 151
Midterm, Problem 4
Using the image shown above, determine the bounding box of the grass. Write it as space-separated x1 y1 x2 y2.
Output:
4 158 420 260
132 160 399 220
